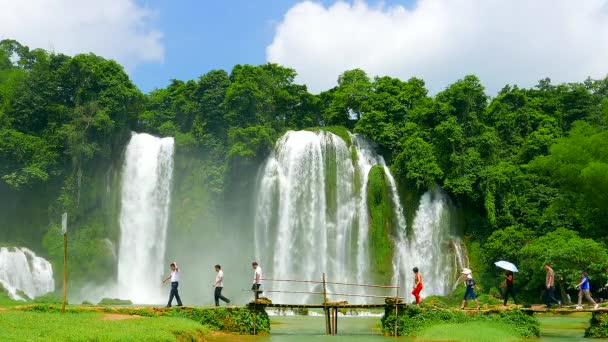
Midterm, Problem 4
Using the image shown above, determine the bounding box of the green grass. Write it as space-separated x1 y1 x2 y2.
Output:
0 310 210 341
416 321 520 342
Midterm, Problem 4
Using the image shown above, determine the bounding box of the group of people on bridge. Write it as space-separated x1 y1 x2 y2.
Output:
162 261 263 307
161 260 606 310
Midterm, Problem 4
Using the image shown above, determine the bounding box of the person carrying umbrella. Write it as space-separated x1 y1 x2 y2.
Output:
495 261 518 307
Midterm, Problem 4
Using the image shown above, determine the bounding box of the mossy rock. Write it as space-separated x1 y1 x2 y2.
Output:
366 165 396 282
98 298 133 305
586 311 608 337
304 126 352 146
33 294 64 304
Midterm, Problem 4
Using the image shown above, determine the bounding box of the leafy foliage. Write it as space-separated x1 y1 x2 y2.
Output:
1 40 608 304
382 305 539 337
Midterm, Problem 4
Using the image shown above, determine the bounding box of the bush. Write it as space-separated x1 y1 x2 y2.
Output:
586 311 608 338
33 294 64 304
382 305 539 337
97 298 133 305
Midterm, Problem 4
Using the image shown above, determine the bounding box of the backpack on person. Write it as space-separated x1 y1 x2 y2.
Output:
466 277 476 287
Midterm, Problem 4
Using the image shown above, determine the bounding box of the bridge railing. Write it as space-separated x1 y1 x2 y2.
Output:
250 273 403 336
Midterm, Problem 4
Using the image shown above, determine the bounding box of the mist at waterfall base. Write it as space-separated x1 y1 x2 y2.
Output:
254 131 467 304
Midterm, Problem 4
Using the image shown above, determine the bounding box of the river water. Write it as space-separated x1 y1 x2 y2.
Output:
215 313 604 341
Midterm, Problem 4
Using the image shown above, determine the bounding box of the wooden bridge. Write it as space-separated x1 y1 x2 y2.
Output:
247 274 608 336
248 273 403 335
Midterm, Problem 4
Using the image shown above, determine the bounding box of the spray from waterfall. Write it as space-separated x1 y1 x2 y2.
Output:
0 247 54 300
395 190 465 297
117 133 174 304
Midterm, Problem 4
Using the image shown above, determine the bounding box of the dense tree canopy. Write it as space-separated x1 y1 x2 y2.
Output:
0 40 607 297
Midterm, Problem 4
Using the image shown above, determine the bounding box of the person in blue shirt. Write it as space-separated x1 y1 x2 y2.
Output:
460 270 480 310
576 271 599 310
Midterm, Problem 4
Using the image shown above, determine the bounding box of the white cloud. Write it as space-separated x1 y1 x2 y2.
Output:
0 0 164 70
267 0 608 94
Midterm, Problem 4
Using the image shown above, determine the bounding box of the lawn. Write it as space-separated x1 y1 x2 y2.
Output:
415 321 521 342
0 309 210 342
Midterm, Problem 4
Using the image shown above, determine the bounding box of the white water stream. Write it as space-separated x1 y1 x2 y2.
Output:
254 130 467 303
116 133 174 304
0 247 54 300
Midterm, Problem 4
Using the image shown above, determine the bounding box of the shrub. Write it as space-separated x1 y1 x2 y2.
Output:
97 298 133 305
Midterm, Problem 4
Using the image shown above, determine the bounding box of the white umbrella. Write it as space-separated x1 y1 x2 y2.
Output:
495 261 519 272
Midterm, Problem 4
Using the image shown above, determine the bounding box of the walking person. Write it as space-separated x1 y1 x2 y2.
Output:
163 262 183 307
460 269 480 310
251 261 263 300
213 265 230 306
502 271 517 306
412 267 423 305
576 271 599 310
544 263 561 308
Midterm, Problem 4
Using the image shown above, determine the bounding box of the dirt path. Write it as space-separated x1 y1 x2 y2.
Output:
101 313 141 321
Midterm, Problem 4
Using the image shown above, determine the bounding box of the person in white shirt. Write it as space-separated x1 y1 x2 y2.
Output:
213 265 230 306
163 262 183 307
251 261 263 300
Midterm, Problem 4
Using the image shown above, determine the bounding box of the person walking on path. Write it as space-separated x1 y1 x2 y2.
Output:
576 271 599 310
163 262 183 307
460 269 480 310
251 261 263 300
412 267 423 305
502 271 517 306
544 263 561 308
213 265 230 306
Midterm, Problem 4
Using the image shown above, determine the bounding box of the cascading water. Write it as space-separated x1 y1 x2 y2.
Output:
395 190 466 297
117 133 174 304
0 247 54 300
254 130 466 304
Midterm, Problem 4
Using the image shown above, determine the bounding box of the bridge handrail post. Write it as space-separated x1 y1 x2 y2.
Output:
323 273 330 335
394 278 399 337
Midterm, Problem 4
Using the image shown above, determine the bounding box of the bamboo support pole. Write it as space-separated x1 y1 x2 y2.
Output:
323 273 329 335
394 279 399 337
62 233 67 313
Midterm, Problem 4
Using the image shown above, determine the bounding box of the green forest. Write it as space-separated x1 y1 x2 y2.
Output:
1 39 607 302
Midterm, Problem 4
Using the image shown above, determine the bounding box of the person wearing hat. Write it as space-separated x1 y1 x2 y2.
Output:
460 269 480 310
251 261 263 300
576 271 599 310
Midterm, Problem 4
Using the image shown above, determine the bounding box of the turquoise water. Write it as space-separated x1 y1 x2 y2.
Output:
215 313 607 341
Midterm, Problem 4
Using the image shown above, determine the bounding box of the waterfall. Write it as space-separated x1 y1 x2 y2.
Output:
117 133 174 304
0 247 54 300
254 130 465 304
351 135 384 287
255 131 376 303
395 190 464 297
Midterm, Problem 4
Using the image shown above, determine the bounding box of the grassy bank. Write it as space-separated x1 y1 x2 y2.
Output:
0 310 210 341
417 321 519 342
382 305 540 338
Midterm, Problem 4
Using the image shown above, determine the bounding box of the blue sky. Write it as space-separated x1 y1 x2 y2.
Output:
132 0 414 92
2 0 606 95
